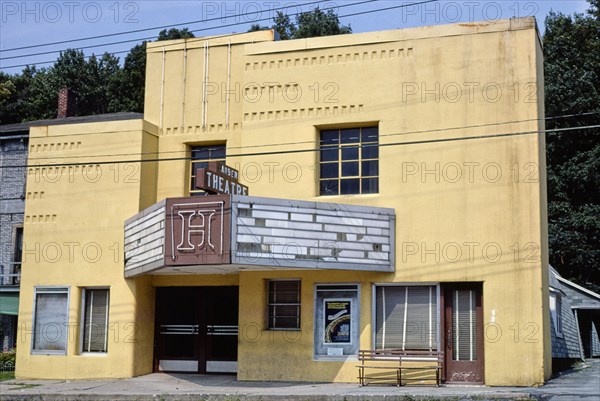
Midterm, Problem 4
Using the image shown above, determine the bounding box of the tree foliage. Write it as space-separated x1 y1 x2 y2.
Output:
544 0 600 290
0 28 194 123
248 7 351 40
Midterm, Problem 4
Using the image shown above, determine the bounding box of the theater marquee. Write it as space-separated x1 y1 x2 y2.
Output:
164 195 232 265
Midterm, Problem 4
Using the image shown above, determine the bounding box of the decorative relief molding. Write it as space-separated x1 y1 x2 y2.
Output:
26 191 45 200
29 141 81 153
162 123 240 136
243 104 364 122
25 214 56 223
245 47 414 71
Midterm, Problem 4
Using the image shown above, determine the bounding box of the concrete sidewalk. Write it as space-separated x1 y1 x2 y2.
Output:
1 359 598 401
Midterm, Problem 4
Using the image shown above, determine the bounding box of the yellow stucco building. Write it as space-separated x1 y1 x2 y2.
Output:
15 17 551 386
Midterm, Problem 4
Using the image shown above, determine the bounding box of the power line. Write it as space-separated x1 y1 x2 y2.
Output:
0 0 438 70
4 123 599 170
18 111 600 162
0 0 358 60
1 0 335 53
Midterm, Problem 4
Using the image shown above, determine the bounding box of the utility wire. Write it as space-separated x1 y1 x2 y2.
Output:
3 123 599 169
1 0 331 53
1 0 376 61
1 0 439 69
16 110 600 161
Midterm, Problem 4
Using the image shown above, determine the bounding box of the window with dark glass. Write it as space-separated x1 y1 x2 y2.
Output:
189 144 226 196
268 280 301 329
319 127 378 196
12 226 23 285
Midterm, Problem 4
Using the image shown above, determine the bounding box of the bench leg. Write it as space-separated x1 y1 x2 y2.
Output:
436 368 440 387
398 367 402 387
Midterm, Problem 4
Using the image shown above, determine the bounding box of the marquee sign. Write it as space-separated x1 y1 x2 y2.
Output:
195 162 248 196
164 195 231 265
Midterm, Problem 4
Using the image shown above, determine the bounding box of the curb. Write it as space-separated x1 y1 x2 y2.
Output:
0 393 539 401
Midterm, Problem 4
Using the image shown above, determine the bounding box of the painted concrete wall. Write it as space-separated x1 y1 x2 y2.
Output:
16 18 550 385
15 120 158 379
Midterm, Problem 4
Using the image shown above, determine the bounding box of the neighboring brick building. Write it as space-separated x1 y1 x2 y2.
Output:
0 124 27 351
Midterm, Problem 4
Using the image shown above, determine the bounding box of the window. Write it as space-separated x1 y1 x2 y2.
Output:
550 292 563 336
319 127 378 196
81 289 110 353
189 144 226 196
374 285 438 350
12 226 23 285
268 280 301 329
33 287 69 354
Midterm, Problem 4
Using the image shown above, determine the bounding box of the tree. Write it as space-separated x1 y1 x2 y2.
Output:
248 7 351 40
110 27 195 113
544 0 600 291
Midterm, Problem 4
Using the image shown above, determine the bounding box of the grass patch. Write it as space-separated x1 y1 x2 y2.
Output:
0 371 15 381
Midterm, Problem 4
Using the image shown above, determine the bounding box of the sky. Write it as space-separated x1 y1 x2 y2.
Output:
0 0 592 74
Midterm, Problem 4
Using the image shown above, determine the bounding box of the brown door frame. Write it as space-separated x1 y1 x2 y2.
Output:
441 282 484 384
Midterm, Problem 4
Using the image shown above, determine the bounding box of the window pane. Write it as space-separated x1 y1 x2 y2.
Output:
453 290 477 361
362 160 379 177
340 179 360 194
375 286 438 351
191 147 209 160
341 146 359 160
320 147 338 162
341 128 360 144
320 180 339 196
320 163 339 179
33 290 68 352
320 130 339 146
375 286 405 349
362 178 379 194
190 145 225 195
210 145 226 159
362 144 378 159
361 127 378 142
268 280 301 329
319 126 379 196
83 289 109 353
341 162 359 177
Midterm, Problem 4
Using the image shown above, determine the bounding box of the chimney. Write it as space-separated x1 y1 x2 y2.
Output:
57 87 76 118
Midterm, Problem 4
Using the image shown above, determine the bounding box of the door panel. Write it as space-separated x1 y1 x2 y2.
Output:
154 286 238 374
443 284 483 383
205 286 239 373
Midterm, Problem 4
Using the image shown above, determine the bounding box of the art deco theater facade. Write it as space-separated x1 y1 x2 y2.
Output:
15 17 551 385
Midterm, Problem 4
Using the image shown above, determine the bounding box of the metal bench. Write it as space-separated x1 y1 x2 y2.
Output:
357 349 444 387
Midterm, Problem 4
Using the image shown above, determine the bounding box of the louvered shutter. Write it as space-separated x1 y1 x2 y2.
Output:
452 290 477 361
83 289 109 352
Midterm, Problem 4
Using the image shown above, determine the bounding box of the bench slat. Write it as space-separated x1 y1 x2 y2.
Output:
357 349 444 387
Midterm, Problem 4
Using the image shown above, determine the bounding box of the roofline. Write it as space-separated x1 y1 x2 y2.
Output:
556 275 600 300
0 112 144 134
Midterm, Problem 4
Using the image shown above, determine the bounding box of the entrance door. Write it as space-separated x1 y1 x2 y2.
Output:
154 286 238 373
443 284 483 383
204 286 238 373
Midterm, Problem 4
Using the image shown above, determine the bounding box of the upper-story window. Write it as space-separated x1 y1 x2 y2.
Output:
319 127 379 196
189 144 226 196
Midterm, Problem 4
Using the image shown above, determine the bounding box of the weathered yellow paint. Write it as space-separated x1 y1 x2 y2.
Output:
16 18 550 385
16 120 159 379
